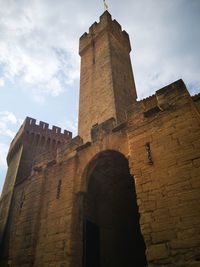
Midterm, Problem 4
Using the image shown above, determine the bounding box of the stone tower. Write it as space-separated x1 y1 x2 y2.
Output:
0 117 72 245
0 10 200 267
78 11 137 141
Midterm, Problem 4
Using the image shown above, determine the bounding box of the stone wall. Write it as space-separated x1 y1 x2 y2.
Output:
192 93 200 113
0 118 72 266
0 80 200 266
78 11 136 141
0 146 23 245
0 123 129 266
127 80 200 266
0 9 200 266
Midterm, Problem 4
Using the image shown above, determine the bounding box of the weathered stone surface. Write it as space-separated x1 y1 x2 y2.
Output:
78 11 137 142
147 243 169 261
0 9 200 267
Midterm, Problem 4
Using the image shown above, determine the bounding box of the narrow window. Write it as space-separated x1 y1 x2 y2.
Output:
52 139 56 149
46 138 51 147
56 180 62 199
30 133 34 144
41 136 45 146
35 134 40 145
26 131 29 141
145 143 153 165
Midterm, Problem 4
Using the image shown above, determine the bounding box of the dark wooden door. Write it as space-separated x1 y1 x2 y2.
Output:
83 219 100 267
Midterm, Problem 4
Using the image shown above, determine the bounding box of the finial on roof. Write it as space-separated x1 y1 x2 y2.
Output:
103 0 108 11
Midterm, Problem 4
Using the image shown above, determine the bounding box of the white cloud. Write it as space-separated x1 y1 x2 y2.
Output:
65 119 78 135
0 129 15 139
0 143 8 169
0 111 20 142
57 119 78 136
0 111 22 183
0 0 199 103
0 78 4 87
0 111 17 125
0 0 199 195
46 77 63 97
121 0 200 98
31 76 64 104
0 0 82 101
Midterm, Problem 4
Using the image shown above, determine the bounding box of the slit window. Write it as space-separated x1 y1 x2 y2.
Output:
56 180 62 199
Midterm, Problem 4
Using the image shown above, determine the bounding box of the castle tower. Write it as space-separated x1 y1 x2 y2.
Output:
0 117 72 244
78 11 137 141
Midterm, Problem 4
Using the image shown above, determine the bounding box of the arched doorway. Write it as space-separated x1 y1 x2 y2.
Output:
83 150 147 267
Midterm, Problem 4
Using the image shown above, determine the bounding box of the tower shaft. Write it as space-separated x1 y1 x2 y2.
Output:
78 11 137 141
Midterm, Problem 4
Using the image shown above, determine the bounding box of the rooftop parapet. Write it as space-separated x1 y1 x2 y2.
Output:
192 92 200 101
127 79 191 128
192 92 200 113
23 117 72 137
7 117 72 164
91 117 116 142
79 11 131 56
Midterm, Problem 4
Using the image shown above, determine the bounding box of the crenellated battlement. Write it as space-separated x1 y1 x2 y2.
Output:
192 92 200 113
192 92 200 101
7 117 72 164
127 79 191 127
137 95 158 113
78 10 136 141
79 10 131 56
24 117 72 136
1 9 200 267
141 79 189 111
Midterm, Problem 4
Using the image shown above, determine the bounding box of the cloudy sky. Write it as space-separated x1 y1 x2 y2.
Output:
0 0 199 193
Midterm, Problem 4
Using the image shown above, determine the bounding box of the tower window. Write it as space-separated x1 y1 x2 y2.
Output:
56 179 62 199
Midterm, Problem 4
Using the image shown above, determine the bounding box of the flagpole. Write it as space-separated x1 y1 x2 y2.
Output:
103 0 108 11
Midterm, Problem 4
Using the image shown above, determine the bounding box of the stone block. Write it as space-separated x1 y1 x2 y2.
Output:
151 230 176 244
147 243 169 261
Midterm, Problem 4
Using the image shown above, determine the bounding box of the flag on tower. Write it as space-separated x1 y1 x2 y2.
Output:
103 0 108 11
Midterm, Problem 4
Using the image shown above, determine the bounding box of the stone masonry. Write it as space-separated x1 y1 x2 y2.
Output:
0 11 200 267
78 11 137 141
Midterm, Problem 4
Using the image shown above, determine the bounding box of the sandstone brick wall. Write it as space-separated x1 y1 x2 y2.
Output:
1 80 200 266
6 116 72 184
1 171 45 266
79 27 117 141
0 10 200 267
0 118 72 266
33 155 75 266
0 124 129 267
0 146 23 245
0 148 71 267
127 80 200 266
192 93 200 113
16 117 71 183
78 11 136 141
